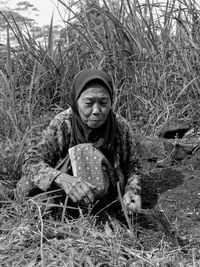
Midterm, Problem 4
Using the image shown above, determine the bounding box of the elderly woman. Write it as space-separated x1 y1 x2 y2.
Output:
17 69 141 219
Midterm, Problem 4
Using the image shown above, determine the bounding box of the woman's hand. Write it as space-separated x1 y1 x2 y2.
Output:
55 173 96 204
123 191 141 213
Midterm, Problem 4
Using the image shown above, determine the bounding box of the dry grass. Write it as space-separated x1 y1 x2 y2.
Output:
0 198 196 266
1 0 200 265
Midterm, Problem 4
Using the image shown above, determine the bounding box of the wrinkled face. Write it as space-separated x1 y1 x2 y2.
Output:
77 83 112 128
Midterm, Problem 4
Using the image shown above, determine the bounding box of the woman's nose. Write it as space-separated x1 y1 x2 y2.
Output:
92 103 101 115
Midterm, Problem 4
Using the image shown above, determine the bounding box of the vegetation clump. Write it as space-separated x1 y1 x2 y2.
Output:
1 0 200 265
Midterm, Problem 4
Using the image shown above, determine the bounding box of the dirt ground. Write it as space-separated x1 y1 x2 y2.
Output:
137 146 200 252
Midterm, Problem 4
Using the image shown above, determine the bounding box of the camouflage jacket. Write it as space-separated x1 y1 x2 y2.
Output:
17 108 141 198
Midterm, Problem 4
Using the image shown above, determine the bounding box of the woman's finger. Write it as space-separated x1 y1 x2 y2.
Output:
75 185 86 198
67 180 95 203
68 193 77 203
79 183 95 203
85 190 94 203
84 181 96 190
82 196 90 204
69 189 82 202
127 195 141 212
79 182 89 194
123 193 131 206
127 202 137 212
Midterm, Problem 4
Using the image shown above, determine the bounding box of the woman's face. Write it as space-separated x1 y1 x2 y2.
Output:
77 82 112 128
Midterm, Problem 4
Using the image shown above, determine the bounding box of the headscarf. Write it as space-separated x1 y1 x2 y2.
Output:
70 69 116 161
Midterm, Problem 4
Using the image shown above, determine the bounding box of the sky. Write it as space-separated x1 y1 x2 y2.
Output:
0 0 66 26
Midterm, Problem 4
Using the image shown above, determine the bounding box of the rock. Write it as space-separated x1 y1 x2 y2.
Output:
163 138 200 161
182 147 200 170
157 119 191 139
137 136 200 171
137 136 170 172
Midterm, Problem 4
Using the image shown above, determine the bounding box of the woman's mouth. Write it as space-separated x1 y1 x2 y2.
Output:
88 119 103 128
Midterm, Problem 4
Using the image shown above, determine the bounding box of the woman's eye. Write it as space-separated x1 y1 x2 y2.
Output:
100 102 108 106
85 102 93 106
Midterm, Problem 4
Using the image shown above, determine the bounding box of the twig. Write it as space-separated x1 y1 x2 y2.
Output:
29 199 44 267
61 195 69 223
117 181 136 238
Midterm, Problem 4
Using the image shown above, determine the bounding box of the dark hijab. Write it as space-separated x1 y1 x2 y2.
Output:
70 69 116 161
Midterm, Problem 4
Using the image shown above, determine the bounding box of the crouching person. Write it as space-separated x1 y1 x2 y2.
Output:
16 69 142 221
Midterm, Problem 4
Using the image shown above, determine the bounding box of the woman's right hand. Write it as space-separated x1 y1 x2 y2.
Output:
55 173 96 204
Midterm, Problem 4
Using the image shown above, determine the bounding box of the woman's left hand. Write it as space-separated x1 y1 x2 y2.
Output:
123 191 141 213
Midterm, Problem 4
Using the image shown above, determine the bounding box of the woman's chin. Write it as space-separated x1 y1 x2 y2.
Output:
87 121 103 129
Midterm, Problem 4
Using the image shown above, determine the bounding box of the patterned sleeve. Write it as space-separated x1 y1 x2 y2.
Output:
17 110 71 195
117 116 141 196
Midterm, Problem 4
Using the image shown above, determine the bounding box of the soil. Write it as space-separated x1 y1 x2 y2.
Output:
136 145 200 252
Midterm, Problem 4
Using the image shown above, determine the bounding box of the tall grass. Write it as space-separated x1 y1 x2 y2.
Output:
55 0 200 129
0 0 200 200
1 0 200 133
0 0 199 195
1 1 200 265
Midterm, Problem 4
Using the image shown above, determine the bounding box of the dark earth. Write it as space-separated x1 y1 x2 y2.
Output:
135 118 200 252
